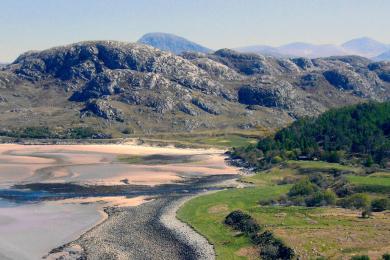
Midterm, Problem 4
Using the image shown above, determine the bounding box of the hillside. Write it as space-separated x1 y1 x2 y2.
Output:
233 101 390 168
0 41 389 137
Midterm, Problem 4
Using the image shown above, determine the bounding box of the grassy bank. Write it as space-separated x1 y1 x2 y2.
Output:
178 161 390 259
130 129 264 149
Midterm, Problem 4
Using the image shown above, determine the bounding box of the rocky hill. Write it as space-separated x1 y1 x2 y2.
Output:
0 41 389 136
138 33 211 54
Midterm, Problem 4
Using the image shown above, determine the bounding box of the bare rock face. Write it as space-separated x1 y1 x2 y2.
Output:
1 42 389 133
181 52 242 81
368 61 390 82
209 49 278 75
298 73 324 88
8 41 229 97
237 79 324 117
291 57 315 70
0 71 20 89
323 70 354 90
177 103 198 116
238 84 289 108
81 99 124 122
191 98 221 115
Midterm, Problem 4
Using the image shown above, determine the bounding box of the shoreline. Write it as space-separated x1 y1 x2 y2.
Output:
0 143 240 259
45 181 240 260
159 195 216 260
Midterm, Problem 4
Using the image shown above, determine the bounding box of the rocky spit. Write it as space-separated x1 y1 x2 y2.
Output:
44 175 244 260
160 196 215 260
46 196 215 260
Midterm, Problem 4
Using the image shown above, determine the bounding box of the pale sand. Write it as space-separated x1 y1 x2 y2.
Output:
0 144 238 187
59 195 151 207
0 143 225 156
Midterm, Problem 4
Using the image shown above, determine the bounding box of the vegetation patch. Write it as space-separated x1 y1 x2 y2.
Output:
232 102 390 169
346 174 390 194
117 154 198 165
225 210 294 259
0 126 110 139
179 162 390 259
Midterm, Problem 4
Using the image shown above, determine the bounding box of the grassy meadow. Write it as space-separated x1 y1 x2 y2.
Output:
178 161 390 259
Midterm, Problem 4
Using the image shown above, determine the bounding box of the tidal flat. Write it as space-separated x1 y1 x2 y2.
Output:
0 143 239 260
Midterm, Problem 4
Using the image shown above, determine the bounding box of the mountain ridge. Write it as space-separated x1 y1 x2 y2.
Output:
236 37 390 59
0 40 389 136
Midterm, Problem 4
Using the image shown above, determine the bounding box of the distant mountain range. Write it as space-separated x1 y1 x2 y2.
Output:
237 37 390 60
375 50 390 61
342 37 389 57
138 34 390 60
138 32 211 54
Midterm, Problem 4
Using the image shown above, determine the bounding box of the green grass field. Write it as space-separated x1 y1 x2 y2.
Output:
178 134 258 148
178 167 291 259
132 130 264 149
177 185 290 259
286 160 362 173
347 174 390 186
346 173 390 194
178 162 390 259
240 166 297 186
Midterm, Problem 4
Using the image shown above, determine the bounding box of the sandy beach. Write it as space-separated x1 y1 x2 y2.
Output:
0 143 239 259
0 144 236 186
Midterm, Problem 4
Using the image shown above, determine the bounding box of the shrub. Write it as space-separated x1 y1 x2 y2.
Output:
339 193 370 209
225 210 260 235
122 127 134 135
322 189 337 205
67 127 99 139
252 230 274 246
290 195 306 206
371 198 389 212
261 244 279 259
365 155 374 167
272 155 283 163
305 189 336 207
21 126 53 139
309 174 331 189
322 151 343 163
226 212 295 260
288 178 319 197
253 231 295 260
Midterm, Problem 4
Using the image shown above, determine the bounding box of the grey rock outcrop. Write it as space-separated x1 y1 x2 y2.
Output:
81 99 124 122
1 41 389 134
191 98 221 115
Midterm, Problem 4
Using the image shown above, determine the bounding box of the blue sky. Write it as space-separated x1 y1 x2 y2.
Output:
0 0 389 62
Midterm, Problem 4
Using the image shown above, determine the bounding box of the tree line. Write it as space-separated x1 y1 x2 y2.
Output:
232 101 390 168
